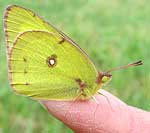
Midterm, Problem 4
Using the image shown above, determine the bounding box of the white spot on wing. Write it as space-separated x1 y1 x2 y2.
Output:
49 59 55 65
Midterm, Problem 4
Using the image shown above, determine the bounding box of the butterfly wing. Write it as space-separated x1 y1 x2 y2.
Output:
5 5 98 100
9 31 98 100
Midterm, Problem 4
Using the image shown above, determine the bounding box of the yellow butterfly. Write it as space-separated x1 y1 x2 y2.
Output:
4 5 143 101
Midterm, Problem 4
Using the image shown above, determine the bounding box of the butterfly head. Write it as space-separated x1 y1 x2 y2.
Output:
97 72 112 85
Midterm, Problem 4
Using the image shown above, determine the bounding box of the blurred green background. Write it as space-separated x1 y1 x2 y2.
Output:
0 0 150 132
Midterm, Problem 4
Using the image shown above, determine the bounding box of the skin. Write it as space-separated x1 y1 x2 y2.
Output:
42 89 150 133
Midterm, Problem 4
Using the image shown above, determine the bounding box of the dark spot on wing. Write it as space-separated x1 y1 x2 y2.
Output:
46 54 57 67
75 78 87 90
58 38 65 44
26 82 29 85
23 57 27 62
33 13 36 17
24 69 27 74
75 78 82 83
7 6 12 11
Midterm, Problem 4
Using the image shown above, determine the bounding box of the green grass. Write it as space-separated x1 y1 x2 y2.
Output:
0 0 150 132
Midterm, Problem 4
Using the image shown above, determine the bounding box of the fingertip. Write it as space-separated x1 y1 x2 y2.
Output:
41 90 129 132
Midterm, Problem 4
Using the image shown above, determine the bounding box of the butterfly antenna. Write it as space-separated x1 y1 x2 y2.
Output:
106 60 143 74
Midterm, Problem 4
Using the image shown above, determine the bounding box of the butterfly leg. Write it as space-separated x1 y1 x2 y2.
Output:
97 91 113 110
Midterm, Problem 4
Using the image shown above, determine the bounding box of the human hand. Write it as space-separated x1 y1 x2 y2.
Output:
42 89 150 133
